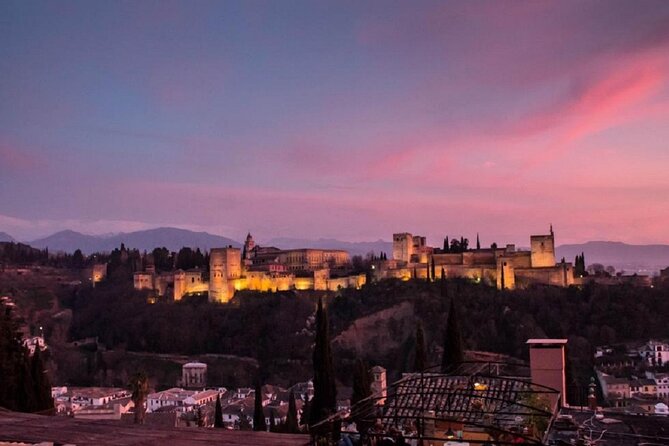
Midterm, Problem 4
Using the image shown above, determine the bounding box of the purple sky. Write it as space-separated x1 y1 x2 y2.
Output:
2 1 669 245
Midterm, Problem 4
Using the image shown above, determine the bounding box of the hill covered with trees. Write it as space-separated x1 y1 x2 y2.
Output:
61 276 669 403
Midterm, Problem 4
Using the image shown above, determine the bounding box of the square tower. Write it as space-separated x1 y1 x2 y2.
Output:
530 233 555 267
393 233 413 263
209 247 241 303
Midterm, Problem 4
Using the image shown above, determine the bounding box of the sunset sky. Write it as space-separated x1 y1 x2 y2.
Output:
2 1 669 245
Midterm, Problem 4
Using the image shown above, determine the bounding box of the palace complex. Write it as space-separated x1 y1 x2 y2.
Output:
133 234 365 303
375 226 574 289
131 227 574 303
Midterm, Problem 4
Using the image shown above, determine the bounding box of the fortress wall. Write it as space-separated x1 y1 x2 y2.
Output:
507 252 532 269
432 253 464 265
471 251 496 264
515 264 574 288
134 273 154 291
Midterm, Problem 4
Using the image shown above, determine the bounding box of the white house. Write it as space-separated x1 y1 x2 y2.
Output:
65 387 130 407
640 340 669 366
655 374 669 399
147 388 195 412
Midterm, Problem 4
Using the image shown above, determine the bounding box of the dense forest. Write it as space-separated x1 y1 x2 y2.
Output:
63 275 669 403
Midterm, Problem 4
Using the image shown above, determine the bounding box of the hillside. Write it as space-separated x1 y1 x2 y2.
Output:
28 227 240 254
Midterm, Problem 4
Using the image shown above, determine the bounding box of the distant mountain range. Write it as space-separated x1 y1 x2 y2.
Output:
0 232 16 243
556 241 669 274
27 228 240 254
2 228 668 272
264 237 392 257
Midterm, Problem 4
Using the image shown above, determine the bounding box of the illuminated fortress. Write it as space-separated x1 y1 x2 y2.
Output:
133 228 573 301
375 226 574 289
133 233 366 303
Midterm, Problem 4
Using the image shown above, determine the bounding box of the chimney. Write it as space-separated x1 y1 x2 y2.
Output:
527 339 567 409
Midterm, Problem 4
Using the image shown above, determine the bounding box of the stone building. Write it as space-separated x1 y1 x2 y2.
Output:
182 362 207 389
383 227 574 290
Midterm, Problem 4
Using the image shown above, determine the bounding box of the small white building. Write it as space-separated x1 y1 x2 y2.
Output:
182 362 207 388
148 388 195 412
65 387 130 407
655 374 669 399
655 402 669 416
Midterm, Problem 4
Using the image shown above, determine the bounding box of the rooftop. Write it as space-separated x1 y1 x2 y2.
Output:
526 339 568 345
0 409 308 446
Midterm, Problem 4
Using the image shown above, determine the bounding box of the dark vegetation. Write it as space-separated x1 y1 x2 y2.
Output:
61 271 669 405
0 304 54 414
65 282 314 382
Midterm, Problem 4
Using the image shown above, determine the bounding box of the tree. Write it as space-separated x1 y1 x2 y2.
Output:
443 237 450 253
351 359 371 406
72 249 85 268
476 233 481 250
441 299 464 373
30 345 54 414
285 390 299 433
130 372 149 424
310 298 337 426
269 409 276 432
253 381 267 431
196 406 205 427
414 322 427 372
300 394 311 428
430 257 436 282
351 359 373 431
450 238 461 253
214 394 224 428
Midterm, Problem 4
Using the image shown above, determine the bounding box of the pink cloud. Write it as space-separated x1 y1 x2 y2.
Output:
0 143 45 172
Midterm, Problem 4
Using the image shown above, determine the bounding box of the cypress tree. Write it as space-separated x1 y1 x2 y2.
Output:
351 359 372 432
441 299 464 373
476 233 481 250
300 394 311 428
443 237 449 253
414 322 427 372
30 345 54 414
440 268 447 298
310 299 336 426
285 390 299 433
197 406 205 427
130 372 149 424
430 257 436 282
0 305 32 412
253 381 266 431
351 359 371 406
214 394 223 428
269 409 276 432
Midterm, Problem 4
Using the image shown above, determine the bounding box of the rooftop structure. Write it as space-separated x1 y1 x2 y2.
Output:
313 361 560 445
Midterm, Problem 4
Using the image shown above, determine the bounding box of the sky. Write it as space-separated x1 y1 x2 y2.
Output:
2 0 669 246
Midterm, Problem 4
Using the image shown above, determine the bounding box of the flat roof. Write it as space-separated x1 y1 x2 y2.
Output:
527 339 568 345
